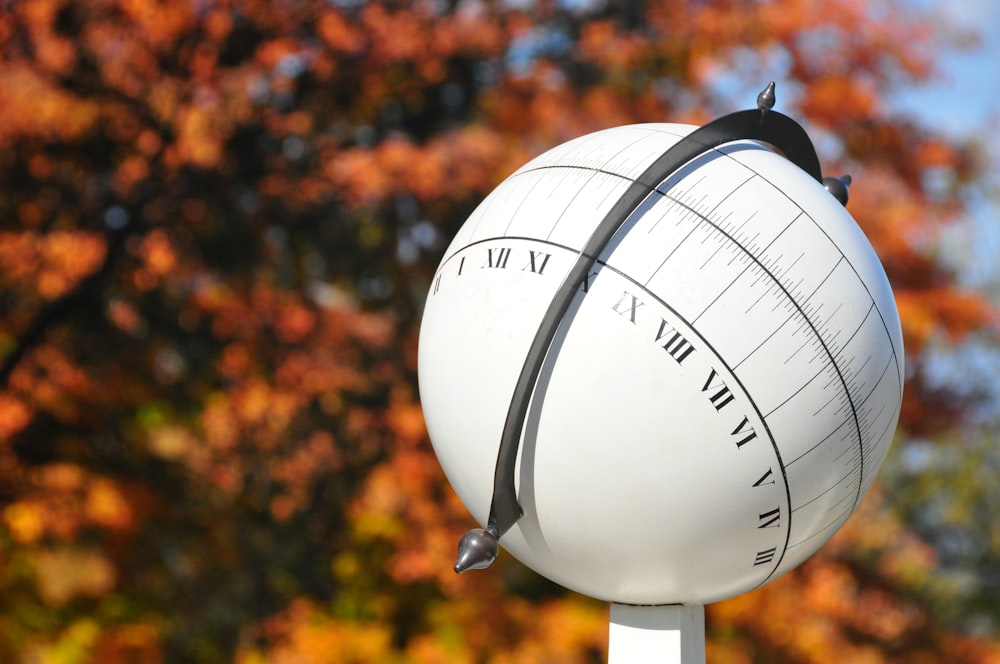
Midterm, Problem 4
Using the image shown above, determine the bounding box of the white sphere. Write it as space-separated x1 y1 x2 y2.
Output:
418 123 904 605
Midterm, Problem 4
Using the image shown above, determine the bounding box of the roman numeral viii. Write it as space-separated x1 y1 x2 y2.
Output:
655 319 695 364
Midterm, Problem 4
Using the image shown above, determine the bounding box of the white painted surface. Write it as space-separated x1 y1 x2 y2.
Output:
420 122 904 604
609 604 705 664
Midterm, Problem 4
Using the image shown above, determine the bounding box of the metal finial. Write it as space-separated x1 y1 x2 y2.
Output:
454 527 499 573
757 81 776 120
823 174 852 206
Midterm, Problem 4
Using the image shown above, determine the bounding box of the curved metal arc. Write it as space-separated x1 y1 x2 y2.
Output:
487 108 822 539
453 96 830 574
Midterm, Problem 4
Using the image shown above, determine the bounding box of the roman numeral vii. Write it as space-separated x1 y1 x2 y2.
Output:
701 368 735 411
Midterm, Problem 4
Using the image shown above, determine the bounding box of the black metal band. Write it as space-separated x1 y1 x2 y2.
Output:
486 106 823 538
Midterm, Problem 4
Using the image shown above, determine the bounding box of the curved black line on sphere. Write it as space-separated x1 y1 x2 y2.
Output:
456 87 828 574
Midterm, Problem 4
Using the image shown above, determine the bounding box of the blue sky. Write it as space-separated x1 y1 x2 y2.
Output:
892 0 1000 290
897 0 1000 426
894 0 1000 141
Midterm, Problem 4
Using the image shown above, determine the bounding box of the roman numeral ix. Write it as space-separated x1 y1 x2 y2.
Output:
612 291 644 324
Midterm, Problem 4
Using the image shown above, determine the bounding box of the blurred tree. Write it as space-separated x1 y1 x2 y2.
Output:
0 0 997 662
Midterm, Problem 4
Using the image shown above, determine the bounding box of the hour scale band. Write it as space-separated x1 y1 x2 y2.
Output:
454 82 853 574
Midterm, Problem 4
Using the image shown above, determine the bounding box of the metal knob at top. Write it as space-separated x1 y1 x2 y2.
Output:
823 174 852 206
757 81 776 119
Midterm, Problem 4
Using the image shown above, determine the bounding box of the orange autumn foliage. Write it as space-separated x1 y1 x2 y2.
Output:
0 1 997 663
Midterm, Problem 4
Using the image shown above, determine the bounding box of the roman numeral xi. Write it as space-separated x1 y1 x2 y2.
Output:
522 250 550 274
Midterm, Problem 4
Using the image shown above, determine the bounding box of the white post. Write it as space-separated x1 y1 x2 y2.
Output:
608 604 706 664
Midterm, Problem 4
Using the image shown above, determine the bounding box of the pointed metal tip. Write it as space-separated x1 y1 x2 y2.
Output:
823 174 852 206
757 81 776 117
454 528 499 573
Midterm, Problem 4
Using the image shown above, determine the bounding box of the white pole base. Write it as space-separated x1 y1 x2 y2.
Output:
608 604 706 664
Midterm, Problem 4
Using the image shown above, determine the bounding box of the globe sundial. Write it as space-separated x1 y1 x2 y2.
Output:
418 84 904 662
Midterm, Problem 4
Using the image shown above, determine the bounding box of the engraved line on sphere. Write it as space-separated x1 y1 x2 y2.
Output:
501 172 548 238
459 234 796 582
642 172 757 289
620 176 870 505
631 172 870 515
792 468 853 514
435 236 581 271
786 417 852 466
745 159 903 397
446 131 876 576
435 233 794 582
788 496 856 551
473 165 638 248
503 130 899 400
497 125 668 242
650 146 901 412
445 182 880 542
593 256 795 588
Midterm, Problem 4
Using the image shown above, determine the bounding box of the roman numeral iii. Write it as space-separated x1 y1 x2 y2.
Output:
754 547 776 566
